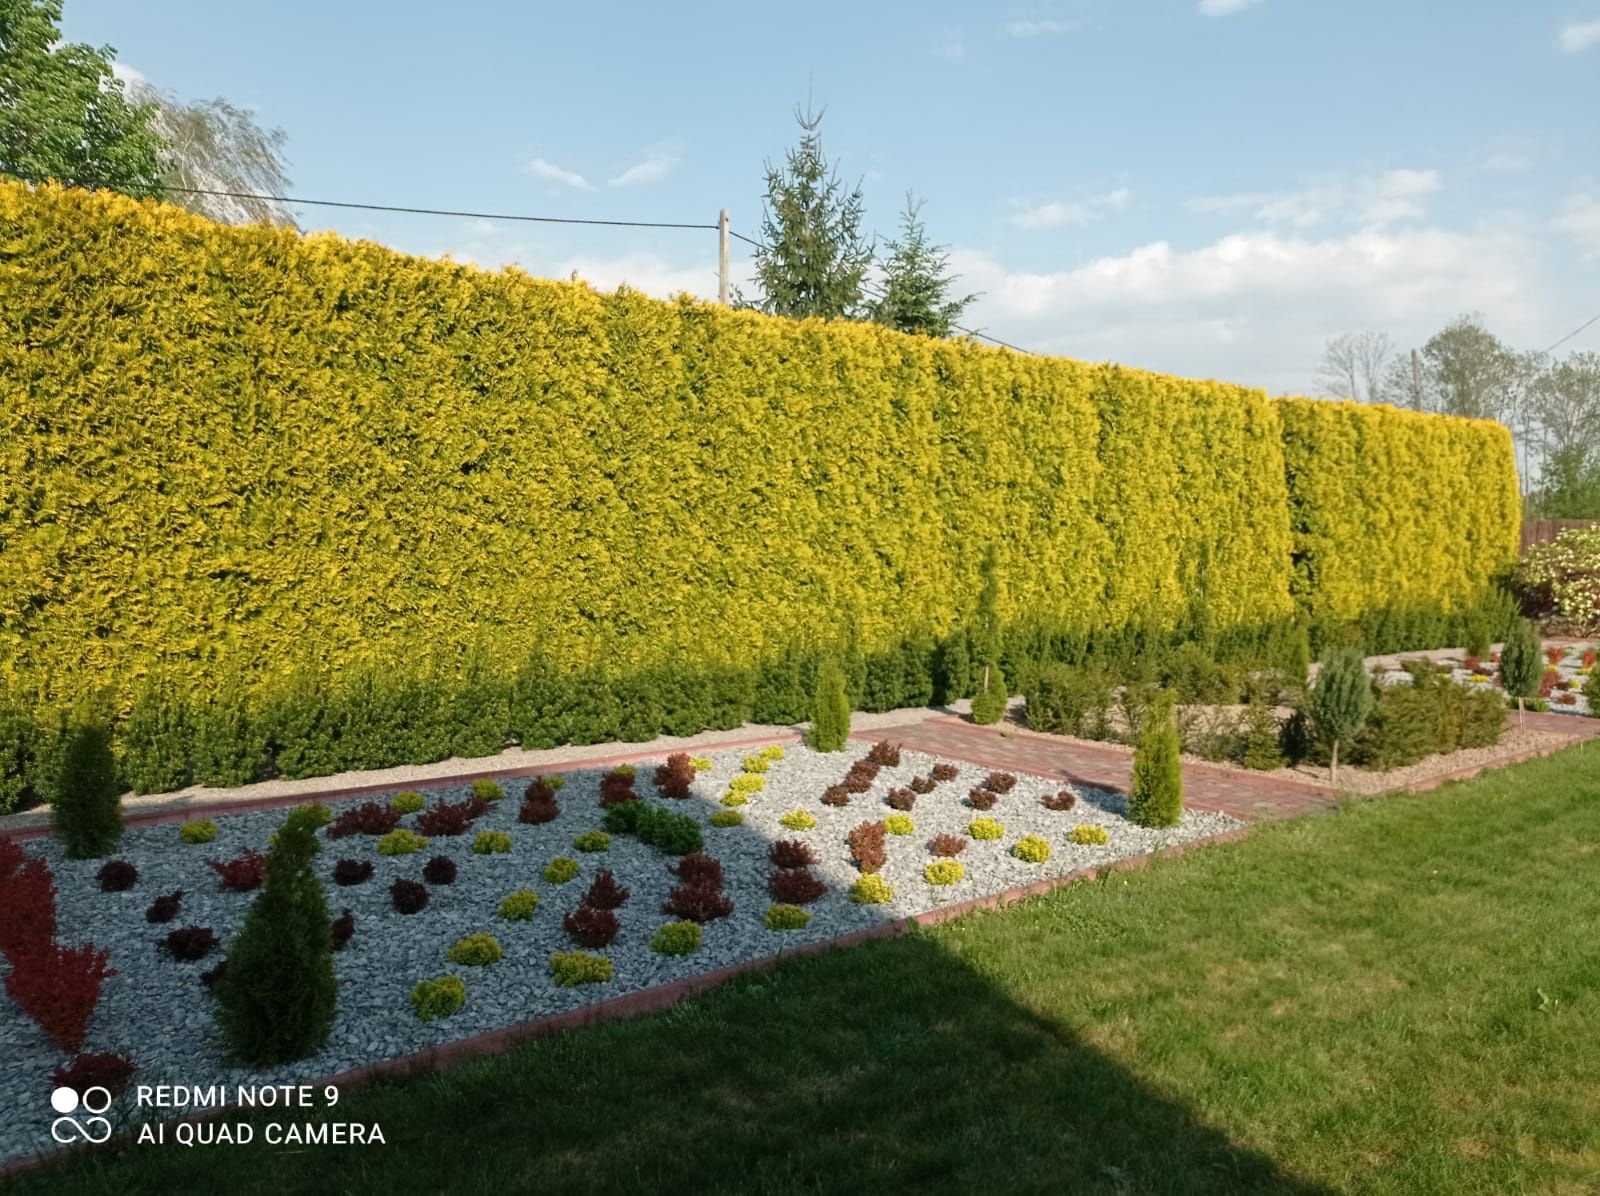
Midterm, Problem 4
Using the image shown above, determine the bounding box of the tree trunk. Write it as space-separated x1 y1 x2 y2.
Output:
1330 738 1340 788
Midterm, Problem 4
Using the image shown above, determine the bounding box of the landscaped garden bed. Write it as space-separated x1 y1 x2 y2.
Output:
0 742 1236 1166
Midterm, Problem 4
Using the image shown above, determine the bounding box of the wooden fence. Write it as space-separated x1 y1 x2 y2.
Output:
1521 518 1597 553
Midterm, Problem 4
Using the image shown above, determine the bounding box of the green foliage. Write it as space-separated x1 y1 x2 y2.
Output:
549 951 612 987
848 873 894 904
760 745 785 760
496 889 540 921
1161 644 1241 705
446 933 503 966
215 805 336 1066
1024 664 1113 738
179 818 218 844
1352 676 1506 770
409 975 466 1021
52 704 122 859
1284 621 1312 686
470 779 504 802
541 857 579 884
923 859 965 885
572 830 611 854
650 920 702 956
0 698 40 814
884 813 914 836
1584 668 1600 712
376 829 428 857
1128 691 1182 828
0 2 163 197
970 663 1009 726
809 657 851 752
727 773 765 793
764 903 811 931
778 810 817 831
120 675 192 795
392 790 425 815
689 756 714 771
1310 647 1375 780
869 194 974 338
1239 700 1286 771
968 818 1004 841
1498 620 1543 703
472 830 512 855
1462 615 1493 661
601 802 703 855
1069 824 1109 846
709 810 743 828
1012 835 1052 863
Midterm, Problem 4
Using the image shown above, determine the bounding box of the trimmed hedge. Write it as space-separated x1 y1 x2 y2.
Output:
0 182 1520 801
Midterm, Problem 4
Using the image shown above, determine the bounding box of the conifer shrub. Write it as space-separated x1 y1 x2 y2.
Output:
1012 835 1051 863
178 819 218 845
422 855 458 885
391 790 426 815
650 920 702 955
550 952 612 987
376 828 429 856
924 860 965 885
1310 647 1375 783
778 810 817 830
1024 664 1114 737
1499 618 1543 729
848 874 894 904
765 903 811 930
410 975 466 1021
602 803 703 855
213 806 338 1065
968 818 1004 841
472 830 512 855
542 856 580 884
447 933 503 966
1585 668 1600 712
884 814 914 836
390 878 429 914
809 657 851 752
581 870 630 910
970 663 1009 725
97 859 138 892
203 958 228 989
1128 691 1183 828
1240 700 1286 771
497 889 540 921
52 708 121 859
1069 824 1109 846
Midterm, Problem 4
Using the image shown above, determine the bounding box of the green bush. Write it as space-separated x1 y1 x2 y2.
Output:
924 860 965 885
542 857 579 884
741 754 770 774
470 779 505 802
650 921 703 955
848 874 894 904
215 805 337 1065
497 889 540 921
720 791 748 808
689 756 714 771
1310 647 1374 783
970 663 1009 725
1161 643 1241 705
1012 835 1051 863
778 810 817 831
1585 668 1600 713
392 790 426 814
1499 619 1543 725
52 705 122 859
760 745 785 761
765 903 812 930
1239 699 1286 771
1353 674 1506 769
709 810 743 828
572 830 611 854
1128 691 1182 828
601 803 702 856
549 951 612 986
179 818 218 845
810 657 851 752
120 676 192 795
728 774 765 793
884 813 914 836
1069 824 1109 846
472 830 512 855
446 933 504 966
410 975 467 1021
968 818 1004 841
1024 664 1113 738
376 829 428 856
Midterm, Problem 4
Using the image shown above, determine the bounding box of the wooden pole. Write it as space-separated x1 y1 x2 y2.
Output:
717 209 730 306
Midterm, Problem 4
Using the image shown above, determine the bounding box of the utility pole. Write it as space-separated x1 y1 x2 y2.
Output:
717 209 730 306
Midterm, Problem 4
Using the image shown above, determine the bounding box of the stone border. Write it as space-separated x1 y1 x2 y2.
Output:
0 822 1255 1182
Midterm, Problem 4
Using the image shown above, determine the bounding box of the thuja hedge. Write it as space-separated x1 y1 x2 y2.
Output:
0 182 1518 802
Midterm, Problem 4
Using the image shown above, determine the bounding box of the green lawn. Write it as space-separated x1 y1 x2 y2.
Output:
18 743 1600 1195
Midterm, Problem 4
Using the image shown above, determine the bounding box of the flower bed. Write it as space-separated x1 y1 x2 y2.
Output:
0 743 1237 1165
1380 642 1596 719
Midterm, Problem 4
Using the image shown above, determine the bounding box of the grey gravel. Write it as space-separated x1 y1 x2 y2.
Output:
0 742 1239 1164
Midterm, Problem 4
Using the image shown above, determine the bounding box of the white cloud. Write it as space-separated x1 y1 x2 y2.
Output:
1002 19 1081 37
1012 187 1131 229
1557 20 1600 52
948 223 1546 394
933 29 966 61
1197 0 1262 16
609 149 678 187
1482 151 1534 172
524 157 592 190
1189 168 1440 229
1556 194 1600 258
110 61 146 87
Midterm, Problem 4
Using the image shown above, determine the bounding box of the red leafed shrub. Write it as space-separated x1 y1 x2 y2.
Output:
0 856 57 965
53 1051 137 1099
931 763 959 783
328 801 402 840
886 788 916 811
4 942 115 1053
769 839 818 869
96 860 139 892
984 772 1017 794
848 821 888 874
390 878 429 914
1462 655 1481 672
582 869 630 910
909 776 936 794
1556 691 1578 706
866 741 902 767
821 785 851 807
663 882 733 923
1546 645 1566 666
332 857 374 886
929 833 968 857
161 926 219 962
654 753 696 799
1539 667 1561 699
144 889 183 924
416 797 488 837
0 835 23 879
563 904 619 948
599 771 639 807
200 959 228 991
422 855 458 885
968 787 998 811
1584 649 1598 669
842 762 879 794
671 853 724 889
208 849 267 893
330 909 355 951
519 785 560 825
1043 790 1077 811
768 867 827 904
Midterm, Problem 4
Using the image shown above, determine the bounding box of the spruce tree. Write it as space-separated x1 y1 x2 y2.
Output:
809 656 851 752
215 804 337 1066
869 194 975 338
52 703 121 859
1309 647 1374 785
1128 690 1182 827
969 547 1009 724
1497 619 1542 731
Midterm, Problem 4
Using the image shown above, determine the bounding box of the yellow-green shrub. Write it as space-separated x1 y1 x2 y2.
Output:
778 810 816 831
376 828 428 856
409 975 466 1021
1012 835 1051 863
446 933 503 966
178 819 217 844
549 951 612 986
391 790 425 815
924 860 965 885
849 874 894 904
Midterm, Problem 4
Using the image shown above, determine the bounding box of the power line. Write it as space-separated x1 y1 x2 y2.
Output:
1542 311 1600 355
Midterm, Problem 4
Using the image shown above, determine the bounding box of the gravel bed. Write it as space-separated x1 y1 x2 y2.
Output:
0 742 1237 1164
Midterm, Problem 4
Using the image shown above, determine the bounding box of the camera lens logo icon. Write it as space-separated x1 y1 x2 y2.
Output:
50 1086 113 1144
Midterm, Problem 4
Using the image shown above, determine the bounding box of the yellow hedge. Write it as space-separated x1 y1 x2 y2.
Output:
0 181 1302 711
1277 397 1521 635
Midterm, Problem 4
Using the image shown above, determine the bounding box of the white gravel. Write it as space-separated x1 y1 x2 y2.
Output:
0 742 1238 1165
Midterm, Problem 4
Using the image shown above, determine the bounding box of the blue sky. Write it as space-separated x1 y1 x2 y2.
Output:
64 0 1600 393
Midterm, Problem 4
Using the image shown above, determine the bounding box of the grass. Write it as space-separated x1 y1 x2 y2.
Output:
17 743 1599 1194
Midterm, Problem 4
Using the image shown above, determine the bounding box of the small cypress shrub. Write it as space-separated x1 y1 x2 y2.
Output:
969 662 1008 726
1285 620 1313 686
1239 700 1285 771
1127 691 1182 828
52 706 122 860
809 657 851 752
1498 619 1543 730
1309 647 1374 785
214 805 337 1067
